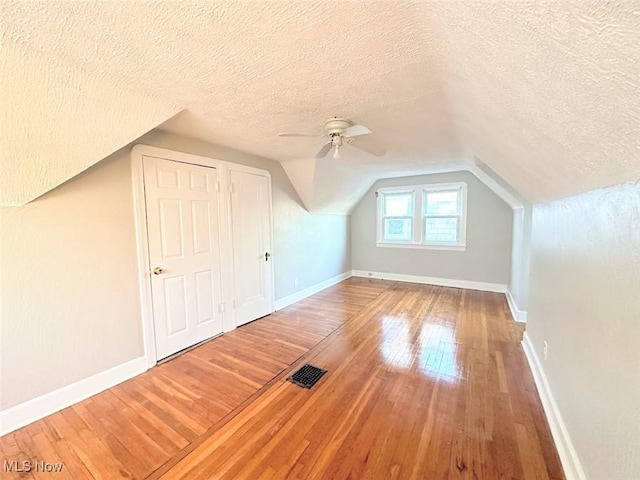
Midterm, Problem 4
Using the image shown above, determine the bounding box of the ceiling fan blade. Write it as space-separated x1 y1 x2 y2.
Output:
315 142 333 158
343 124 372 137
279 133 323 137
349 138 386 157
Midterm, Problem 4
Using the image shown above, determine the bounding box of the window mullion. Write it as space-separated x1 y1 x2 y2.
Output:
377 192 382 243
413 188 421 243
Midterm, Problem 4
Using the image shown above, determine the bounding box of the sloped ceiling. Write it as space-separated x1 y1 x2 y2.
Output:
428 2 640 204
1 1 638 211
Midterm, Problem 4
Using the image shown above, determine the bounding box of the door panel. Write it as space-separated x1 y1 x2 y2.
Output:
143 156 223 360
191 201 212 254
194 270 215 324
159 199 184 258
164 275 188 335
230 170 274 325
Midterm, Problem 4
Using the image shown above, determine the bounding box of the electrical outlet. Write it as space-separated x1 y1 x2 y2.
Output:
543 341 548 361
294 277 299 287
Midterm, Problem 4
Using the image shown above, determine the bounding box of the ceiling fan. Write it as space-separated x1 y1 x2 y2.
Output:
279 117 385 159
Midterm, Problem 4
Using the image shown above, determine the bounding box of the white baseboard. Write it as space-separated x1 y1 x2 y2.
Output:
0 356 148 436
506 289 528 323
521 333 586 480
274 270 353 310
351 270 506 293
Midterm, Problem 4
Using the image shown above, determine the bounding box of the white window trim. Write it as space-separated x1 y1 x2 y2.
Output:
376 182 468 251
378 189 415 243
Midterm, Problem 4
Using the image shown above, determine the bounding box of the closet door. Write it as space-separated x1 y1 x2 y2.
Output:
229 169 274 326
143 156 223 360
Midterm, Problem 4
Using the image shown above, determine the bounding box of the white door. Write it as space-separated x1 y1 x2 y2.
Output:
143 156 224 360
229 170 274 326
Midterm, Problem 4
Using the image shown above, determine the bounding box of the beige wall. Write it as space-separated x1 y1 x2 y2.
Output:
1 130 351 410
475 162 532 311
527 182 640 479
509 205 532 311
351 171 513 285
1 153 144 409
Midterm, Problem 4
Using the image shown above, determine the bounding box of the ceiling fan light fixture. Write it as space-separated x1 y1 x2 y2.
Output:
333 144 341 159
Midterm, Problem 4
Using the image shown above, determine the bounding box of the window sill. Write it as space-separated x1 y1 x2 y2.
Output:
376 242 467 251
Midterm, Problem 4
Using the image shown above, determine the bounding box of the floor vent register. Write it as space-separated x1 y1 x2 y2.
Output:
286 363 327 389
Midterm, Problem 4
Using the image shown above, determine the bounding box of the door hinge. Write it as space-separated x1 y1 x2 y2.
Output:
229 183 234 194
219 303 225 313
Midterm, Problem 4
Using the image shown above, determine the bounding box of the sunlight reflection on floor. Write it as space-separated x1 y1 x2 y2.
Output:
379 315 463 383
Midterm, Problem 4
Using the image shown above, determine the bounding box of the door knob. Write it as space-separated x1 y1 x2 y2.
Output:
265 252 271 262
153 267 164 275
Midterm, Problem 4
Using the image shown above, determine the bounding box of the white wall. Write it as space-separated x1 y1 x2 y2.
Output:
527 182 640 479
0 130 351 411
351 171 512 286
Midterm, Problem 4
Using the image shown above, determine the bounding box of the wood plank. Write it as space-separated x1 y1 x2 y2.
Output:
0 278 563 479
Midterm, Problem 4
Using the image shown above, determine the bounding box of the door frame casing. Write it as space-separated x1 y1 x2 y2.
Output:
131 144 275 368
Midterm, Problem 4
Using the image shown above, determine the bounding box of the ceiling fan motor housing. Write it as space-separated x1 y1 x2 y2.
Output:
325 118 352 135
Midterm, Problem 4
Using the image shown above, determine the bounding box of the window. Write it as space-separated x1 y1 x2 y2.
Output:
423 189 462 244
377 182 467 250
381 191 414 242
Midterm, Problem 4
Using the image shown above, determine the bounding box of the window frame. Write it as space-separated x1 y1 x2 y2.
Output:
379 190 415 244
376 182 468 251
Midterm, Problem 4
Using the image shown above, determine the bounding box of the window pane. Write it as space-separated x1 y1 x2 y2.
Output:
384 193 412 216
424 217 458 243
425 190 459 216
384 218 412 242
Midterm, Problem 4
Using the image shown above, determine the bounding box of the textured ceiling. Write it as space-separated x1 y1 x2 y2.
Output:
427 1 640 204
1 1 638 210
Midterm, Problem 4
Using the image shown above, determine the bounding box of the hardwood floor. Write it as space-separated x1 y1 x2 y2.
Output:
0 278 564 479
